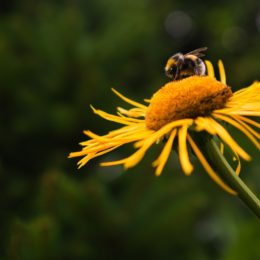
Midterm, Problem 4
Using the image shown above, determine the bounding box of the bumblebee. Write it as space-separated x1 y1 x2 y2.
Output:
165 47 207 80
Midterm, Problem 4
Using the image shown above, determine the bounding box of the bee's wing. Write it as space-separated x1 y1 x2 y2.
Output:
185 47 208 58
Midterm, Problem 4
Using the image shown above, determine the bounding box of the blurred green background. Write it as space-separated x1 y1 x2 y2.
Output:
1 0 260 259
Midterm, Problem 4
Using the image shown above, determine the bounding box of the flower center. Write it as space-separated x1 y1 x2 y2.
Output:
146 76 232 130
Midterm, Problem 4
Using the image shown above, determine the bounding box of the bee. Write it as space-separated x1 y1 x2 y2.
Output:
165 47 208 81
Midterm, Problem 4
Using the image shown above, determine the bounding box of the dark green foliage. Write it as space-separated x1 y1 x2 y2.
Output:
0 0 259 259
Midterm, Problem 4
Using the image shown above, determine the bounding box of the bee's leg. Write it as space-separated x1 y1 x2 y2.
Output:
174 59 184 80
174 67 180 80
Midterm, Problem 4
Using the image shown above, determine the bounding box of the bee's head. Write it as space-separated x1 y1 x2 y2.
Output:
165 53 184 80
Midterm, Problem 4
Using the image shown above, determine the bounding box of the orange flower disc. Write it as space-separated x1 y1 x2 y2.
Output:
146 76 232 130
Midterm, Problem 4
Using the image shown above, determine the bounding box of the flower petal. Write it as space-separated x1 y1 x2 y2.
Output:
218 60 226 85
213 113 260 149
187 134 237 195
205 60 215 78
153 129 177 176
208 118 251 161
178 124 193 175
112 88 147 109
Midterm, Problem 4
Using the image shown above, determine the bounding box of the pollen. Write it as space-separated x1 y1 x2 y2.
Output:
146 76 233 130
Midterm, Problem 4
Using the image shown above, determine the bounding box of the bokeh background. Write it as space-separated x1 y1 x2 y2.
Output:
1 0 260 259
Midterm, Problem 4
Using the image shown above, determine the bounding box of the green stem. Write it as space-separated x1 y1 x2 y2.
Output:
198 136 260 218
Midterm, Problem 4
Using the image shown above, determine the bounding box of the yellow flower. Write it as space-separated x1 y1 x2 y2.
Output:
69 61 260 195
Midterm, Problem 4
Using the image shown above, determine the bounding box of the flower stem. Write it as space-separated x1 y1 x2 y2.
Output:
198 135 260 218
